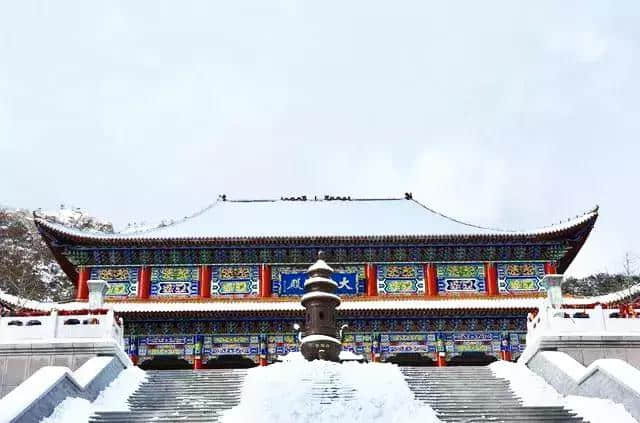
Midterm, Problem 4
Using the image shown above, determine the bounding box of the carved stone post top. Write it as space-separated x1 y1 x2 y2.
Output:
87 279 108 292
542 274 564 309
543 274 564 288
87 279 108 309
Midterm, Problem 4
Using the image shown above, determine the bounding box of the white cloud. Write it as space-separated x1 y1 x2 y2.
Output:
1 0 639 277
548 31 608 63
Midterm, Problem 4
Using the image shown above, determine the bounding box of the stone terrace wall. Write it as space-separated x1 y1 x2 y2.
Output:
527 351 640 421
0 339 127 398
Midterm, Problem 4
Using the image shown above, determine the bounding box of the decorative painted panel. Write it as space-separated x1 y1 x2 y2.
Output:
90 267 138 297
267 334 299 356
498 263 546 293
271 265 365 296
206 335 259 356
273 266 306 296
437 263 486 294
138 336 192 357
377 331 515 358
333 265 365 295
341 333 373 355
150 266 199 297
380 333 431 354
211 265 259 296
443 332 500 354
376 264 424 295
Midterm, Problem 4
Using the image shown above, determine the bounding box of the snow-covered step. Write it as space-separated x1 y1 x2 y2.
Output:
401 366 587 422
88 369 248 423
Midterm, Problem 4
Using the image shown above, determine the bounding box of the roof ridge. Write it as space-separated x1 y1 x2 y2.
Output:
108 194 409 234
225 194 408 202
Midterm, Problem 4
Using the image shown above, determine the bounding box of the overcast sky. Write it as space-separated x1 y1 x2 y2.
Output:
1 1 638 277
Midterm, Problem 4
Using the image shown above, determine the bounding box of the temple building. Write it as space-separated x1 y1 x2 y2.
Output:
28 194 599 368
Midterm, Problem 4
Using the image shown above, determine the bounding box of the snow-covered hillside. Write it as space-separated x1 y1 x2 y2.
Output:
0 206 114 302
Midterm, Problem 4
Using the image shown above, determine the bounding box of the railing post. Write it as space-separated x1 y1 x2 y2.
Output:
50 309 58 339
594 305 606 331
105 309 114 339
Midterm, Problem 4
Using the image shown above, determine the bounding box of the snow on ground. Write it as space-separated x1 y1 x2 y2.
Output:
222 353 440 423
337 350 364 361
565 395 637 423
489 361 637 423
40 366 147 423
489 361 564 407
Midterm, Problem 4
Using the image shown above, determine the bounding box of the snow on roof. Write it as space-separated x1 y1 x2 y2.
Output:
2 284 636 315
0 289 545 313
35 196 599 240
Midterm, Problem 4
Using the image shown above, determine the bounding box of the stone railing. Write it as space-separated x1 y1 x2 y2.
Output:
526 305 640 345
0 309 124 348
527 351 640 421
0 355 130 423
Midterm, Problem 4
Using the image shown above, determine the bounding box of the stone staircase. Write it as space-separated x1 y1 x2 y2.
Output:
401 366 587 422
88 369 247 423
87 365 590 422
302 370 357 404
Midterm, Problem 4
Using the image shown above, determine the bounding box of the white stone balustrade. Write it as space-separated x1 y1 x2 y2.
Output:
0 309 124 347
526 305 640 345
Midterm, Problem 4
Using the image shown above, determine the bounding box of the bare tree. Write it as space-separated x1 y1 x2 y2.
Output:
621 251 639 304
623 251 638 278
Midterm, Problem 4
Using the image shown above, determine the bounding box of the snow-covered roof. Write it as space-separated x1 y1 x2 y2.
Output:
35 196 599 240
3 285 638 315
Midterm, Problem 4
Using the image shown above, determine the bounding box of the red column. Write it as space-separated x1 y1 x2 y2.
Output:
485 262 498 296
544 262 558 274
138 266 151 300
436 352 447 367
129 338 139 366
260 264 272 298
424 263 438 297
193 335 204 370
500 350 513 361
199 265 211 298
258 334 268 365
76 267 90 300
366 263 378 297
